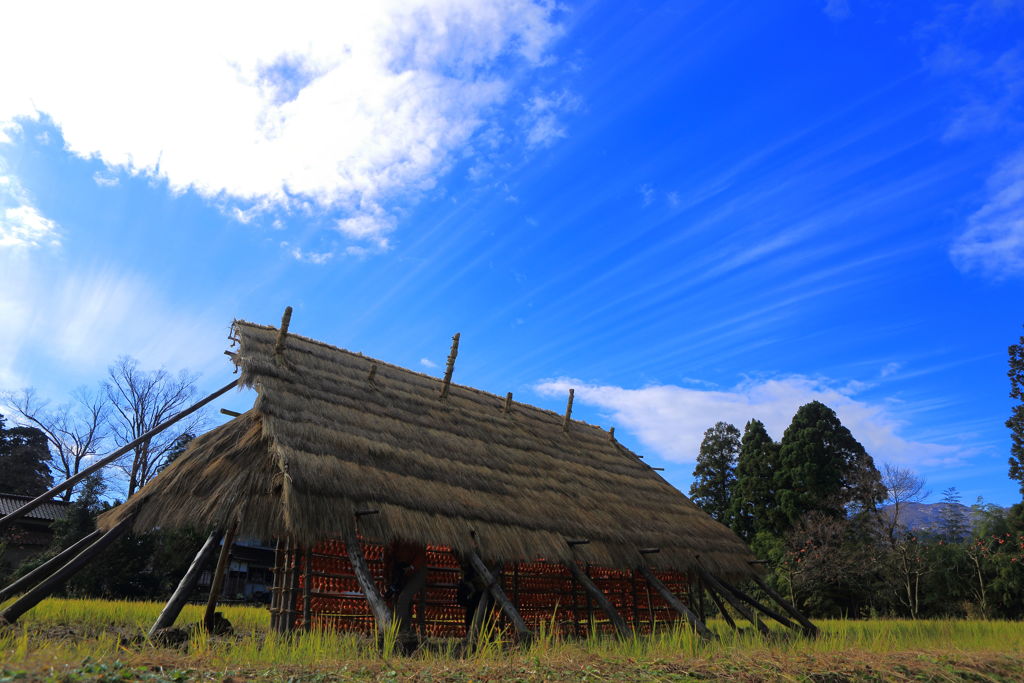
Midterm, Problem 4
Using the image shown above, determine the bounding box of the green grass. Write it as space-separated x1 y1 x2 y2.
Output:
1 598 1023 681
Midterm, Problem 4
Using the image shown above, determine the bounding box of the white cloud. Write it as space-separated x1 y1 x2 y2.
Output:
420 357 438 369
0 257 228 389
535 375 963 467
521 89 579 149
0 1 564 247
0 170 60 249
639 183 655 207
950 149 1024 278
823 0 851 21
92 172 119 187
880 362 902 378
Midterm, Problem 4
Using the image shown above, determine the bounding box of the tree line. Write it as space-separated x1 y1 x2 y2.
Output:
687 327 1024 619
0 356 203 596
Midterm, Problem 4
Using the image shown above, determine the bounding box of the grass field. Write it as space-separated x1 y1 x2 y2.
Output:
1 598 1023 681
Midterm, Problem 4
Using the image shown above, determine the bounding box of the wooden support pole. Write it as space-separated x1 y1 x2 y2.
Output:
638 566 716 640
344 528 392 638
562 389 574 431
695 566 768 635
706 585 736 630
468 551 532 642
715 575 800 633
274 306 293 364
439 333 460 399
220 408 241 418
367 364 377 383
149 529 223 637
302 547 312 631
466 586 491 651
566 562 631 639
609 427 615 441
629 570 641 632
285 542 299 631
270 538 283 632
0 519 131 625
503 392 513 413
751 574 819 638
0 379 240 531
203 521 237 632
0 529 102 603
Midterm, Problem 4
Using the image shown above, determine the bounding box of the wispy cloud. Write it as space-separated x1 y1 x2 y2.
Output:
950 149 1024 278
823 0 851 21
419 357 437 369
0 170 60 249
535 375 964 467
0 2 565 249
92 172 119 187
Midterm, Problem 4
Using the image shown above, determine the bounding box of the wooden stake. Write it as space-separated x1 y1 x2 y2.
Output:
149 530 223 637
562 389 574 431
694 566 768 635
203 521 237 632
220 408 241 418
706 585 736 630
284 541 299 631
302 547 312 631
274 306 293 364
503 392 513 414
609 427 615 441
439 333 460 399
638 566 715 641
566 562 630 639
0 379 240 531
367 364 377 383
0 529 102 603
270 538 283 632
468 551 532 642
344 528 392 638
715 575 800 633
0 519 131 625
751 574 819 637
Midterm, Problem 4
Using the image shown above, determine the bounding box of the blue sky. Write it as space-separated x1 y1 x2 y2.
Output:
2 1 1023 505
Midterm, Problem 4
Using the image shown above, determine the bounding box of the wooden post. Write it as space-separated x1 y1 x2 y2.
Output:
502 392 513 413
695 566 768 635
439 333 460 399
468 551 532 642
466 586 491 651
270 538 283 632
203 522 237 632
562 389 574 431
571 564 583 637
302 547 312 631
638 566 715 641
629 570 641 633
644 580 655 630
344 529 392 637
274 306 293 364
706 585 736 630
0 519 131 625
0 529 102 603
715 575 800 633
284 541 299 631
149 529 223 637
566 562 630 639
0 380 239 531
751 574 819 637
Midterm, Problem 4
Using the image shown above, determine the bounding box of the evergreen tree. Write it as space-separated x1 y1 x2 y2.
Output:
0 413 53 495
1008 329 1024 497
689 421 740 523
774 401 884 532
729 419 780 541
938 487 970 541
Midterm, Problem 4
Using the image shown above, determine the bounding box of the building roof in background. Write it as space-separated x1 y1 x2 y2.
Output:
0 494 69 522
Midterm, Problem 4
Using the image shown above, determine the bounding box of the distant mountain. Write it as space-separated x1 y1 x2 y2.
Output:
879 502 1005 536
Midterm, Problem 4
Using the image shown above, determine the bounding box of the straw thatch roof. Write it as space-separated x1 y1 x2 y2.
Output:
101 320 759 580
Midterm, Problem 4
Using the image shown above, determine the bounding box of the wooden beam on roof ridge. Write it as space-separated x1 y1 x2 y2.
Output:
562 388 574 431
274 306 293 365
440 332 460 399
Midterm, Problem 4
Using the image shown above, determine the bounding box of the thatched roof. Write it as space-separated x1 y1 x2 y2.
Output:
101 320 759 580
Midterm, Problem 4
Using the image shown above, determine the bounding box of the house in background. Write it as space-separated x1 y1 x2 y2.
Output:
0 493 69 569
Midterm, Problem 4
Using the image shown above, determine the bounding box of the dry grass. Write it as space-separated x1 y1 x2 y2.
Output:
2 598 1023 681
